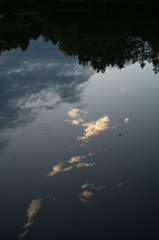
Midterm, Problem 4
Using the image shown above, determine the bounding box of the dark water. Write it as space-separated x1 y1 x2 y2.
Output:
0 2 159 240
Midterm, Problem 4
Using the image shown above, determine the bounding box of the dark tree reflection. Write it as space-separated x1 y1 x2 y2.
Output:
0 2 159 73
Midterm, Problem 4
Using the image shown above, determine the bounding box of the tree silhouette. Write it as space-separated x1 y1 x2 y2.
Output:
0 2 159 73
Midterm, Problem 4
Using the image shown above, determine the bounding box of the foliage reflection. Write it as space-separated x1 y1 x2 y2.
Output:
0 3 159 73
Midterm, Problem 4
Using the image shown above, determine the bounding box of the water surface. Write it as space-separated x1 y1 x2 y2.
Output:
0 3 159 240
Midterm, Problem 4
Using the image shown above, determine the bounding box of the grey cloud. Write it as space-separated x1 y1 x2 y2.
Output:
0 136 10 153
0 37 95 133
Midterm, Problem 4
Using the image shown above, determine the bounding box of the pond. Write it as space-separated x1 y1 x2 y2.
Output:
0 2 159 240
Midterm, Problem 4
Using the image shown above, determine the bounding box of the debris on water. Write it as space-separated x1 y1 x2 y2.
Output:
118 134 122 136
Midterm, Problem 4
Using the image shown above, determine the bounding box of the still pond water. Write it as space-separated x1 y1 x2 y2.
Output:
0 7 159 240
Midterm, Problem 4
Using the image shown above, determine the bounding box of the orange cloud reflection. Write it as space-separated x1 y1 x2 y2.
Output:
19 198 42 239
47 158 95 177
68 155 85 163
78 116 110 141
125 118 129 123
81 182 105 190
65 109 116 144
78 182 106 204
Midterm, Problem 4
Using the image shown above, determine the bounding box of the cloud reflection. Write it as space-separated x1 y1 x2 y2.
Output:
0 43 94 135
65 108 87 125
81 182 105 190
125 118 129 123
81 190 94 198
121 87 125 92
78 190 94 204
78 116 110 141
65 108 117 143
68 155 85 163
19 229 29 239
68 108 87 118
87 153 93 157
78 182 105 204
47 154 95 177
117 183 123 186
0 136 10 153
19 197 42 239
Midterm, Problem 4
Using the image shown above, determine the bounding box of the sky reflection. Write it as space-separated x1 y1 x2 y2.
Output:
0 39 94 134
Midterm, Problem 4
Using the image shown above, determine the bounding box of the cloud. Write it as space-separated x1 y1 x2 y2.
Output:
65 109 120 147
68 108 88 118
46 153 96 177
81 182 105 190
78 182 106 204
87 153 94 157
77 190 94 204
46 149 96 177
78 116 110 141
19 229 29 239
78 196 89 203
76 162 95 168
68 155 85 163
81 190 94 199
121 88 125 92
77 182 106 204
19 197 42 239
64 108 87 125
0 39 94 133
64 118 84 125
125 118 129 123
65 109 115 143
47 162 95 177
46 163 63 176
26 198 42 222
0 136 10 153
117 183 123 186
